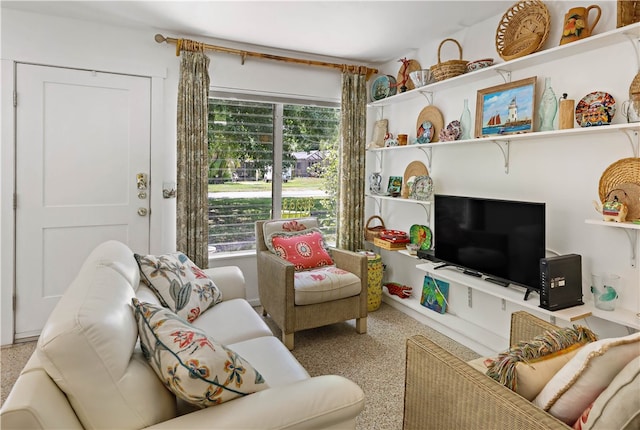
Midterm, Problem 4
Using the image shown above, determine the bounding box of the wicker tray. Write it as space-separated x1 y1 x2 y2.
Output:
429 39 467 82
618 0 640 28
495 0 550 61
402 161 429 198
373 237 407 251
416 106 444 143
397 59 422 91
598 158 640 220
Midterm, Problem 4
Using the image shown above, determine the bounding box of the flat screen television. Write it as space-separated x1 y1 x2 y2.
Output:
433 194 545 300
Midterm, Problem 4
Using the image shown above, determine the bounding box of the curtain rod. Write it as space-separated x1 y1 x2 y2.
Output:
154 34 378 80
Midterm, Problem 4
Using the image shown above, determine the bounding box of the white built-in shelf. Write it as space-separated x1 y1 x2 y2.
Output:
368 22 640 108
590 306 640 330
381 290 508 354
365 193 432 205
415 261 592 322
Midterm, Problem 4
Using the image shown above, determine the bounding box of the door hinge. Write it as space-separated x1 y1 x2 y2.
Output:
13 294 16 312
13 193 17 209
13 90 17 107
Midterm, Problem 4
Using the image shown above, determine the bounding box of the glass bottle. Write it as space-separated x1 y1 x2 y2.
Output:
538 77 558 131
459 98 472 140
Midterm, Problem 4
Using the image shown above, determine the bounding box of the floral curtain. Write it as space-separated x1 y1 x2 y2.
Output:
176 49 210 268
337 69 368 251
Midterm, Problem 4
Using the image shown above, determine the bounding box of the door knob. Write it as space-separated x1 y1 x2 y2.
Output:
137 208 148 216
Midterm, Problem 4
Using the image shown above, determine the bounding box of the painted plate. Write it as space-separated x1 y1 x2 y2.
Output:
575 91 616 127
371 75 397 101
410 224 432 250
416 105 444 143
410 175 433 201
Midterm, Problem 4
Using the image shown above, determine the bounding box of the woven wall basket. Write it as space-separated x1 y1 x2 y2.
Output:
598 157 640 220
618 0 640 27
495 0 550 61
430 38 467 82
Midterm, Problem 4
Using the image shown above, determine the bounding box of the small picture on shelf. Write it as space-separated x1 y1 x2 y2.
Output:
475 77 536 138
420 275 449 314
387 176 403 196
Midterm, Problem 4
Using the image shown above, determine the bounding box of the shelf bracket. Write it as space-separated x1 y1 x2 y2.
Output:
619 128 639 157
490 139 510 173
494 69 512 83
415 146 433 171
419 91 433 106
623 33 640 71
365 194 383 213
622 228 637 267
467 287 473 308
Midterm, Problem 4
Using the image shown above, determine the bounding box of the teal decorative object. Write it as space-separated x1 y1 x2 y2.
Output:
538 77 557 131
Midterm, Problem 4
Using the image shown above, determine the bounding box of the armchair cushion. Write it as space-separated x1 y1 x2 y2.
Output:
271 228 334 271
486 325 597 401
135 253 222 322
294 266 362 305
132 299 268 408
262 218 318 253
533 331 640 425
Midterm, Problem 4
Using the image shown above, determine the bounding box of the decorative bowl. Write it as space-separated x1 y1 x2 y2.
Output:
409 69 434 88
406 243 419 255
466 58 494 73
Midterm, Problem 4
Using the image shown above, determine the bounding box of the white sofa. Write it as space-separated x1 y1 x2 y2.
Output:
0 240 365 429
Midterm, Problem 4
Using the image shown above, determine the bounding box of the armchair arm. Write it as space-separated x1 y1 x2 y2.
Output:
145 375 364 430
330 248 367 281
256 250 296 330
510 311 560 346
404 335 570 430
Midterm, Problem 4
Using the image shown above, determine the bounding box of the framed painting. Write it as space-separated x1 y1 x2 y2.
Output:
475 76 537 138
387 176 402 195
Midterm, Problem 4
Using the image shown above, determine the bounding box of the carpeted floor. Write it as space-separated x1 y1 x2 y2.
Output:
1 302 479 429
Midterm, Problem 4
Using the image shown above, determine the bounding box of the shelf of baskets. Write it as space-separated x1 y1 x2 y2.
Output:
585 219 640 267
367 22 640 109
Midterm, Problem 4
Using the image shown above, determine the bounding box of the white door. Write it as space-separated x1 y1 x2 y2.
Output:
14 64 151 339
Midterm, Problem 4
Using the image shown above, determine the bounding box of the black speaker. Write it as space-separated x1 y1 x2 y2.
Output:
539 254 584 311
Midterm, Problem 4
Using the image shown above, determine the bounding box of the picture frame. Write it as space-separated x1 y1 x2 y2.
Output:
475 76 537 138
420 275 449 314
387 176 402 195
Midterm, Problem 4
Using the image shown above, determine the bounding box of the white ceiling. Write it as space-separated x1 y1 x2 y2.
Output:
2 0 511 63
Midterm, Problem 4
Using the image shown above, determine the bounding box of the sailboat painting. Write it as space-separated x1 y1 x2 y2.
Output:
475 77 537 138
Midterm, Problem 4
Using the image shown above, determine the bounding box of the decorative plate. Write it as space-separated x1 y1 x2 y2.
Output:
410 175 433 201
371 75 397 101
416 106 444 143
439 120 462 141
409 224 432 251
575 91 616 127
396 59 421 91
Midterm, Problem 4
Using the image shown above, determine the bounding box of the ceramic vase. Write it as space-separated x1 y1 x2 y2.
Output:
560 5 601 45
459 99 472 140
538 77 557 131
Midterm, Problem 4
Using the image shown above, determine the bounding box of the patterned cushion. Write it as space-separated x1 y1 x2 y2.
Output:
533 331 640 425
271 228 334 271
486 325 597 401
293 266 362 305
134 253 222 322
262 218 318 253
132 299 268 408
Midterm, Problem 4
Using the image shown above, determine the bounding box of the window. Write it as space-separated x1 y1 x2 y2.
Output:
207 95 340 255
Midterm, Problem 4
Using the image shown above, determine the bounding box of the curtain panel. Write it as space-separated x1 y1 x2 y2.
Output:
176 51 210 268
337 71 367 251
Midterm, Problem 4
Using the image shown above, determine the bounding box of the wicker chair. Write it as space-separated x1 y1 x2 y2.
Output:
255 219 368 350
404 311 571 430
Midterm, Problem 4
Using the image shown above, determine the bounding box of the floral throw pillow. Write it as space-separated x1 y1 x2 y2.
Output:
132 299 268 408
134 253 222 322
270 228 334 271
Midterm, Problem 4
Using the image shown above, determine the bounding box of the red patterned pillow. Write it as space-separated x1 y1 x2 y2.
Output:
271 228 334 271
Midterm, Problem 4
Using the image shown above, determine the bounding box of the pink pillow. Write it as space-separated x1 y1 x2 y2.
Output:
271 228 334 271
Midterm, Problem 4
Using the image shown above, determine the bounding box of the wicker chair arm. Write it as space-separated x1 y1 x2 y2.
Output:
404 335 570 430
329 248 367 280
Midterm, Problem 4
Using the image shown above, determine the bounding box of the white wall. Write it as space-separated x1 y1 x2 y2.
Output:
0 8 342 344
366 0 639 350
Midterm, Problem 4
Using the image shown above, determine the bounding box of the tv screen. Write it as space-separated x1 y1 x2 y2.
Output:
434 194 545 295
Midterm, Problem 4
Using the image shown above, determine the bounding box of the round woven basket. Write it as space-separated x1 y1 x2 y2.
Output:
598 158 640 219
495 0 550 61
430 39 467 82
500 34 542 61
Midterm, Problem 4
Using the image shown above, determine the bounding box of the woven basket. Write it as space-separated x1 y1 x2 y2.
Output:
365 215 386 241
598 157 640 202
495 0 550 61
617 0 640 28
430 39 467 82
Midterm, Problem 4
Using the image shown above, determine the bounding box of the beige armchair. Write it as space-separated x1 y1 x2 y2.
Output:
256 218 368 350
